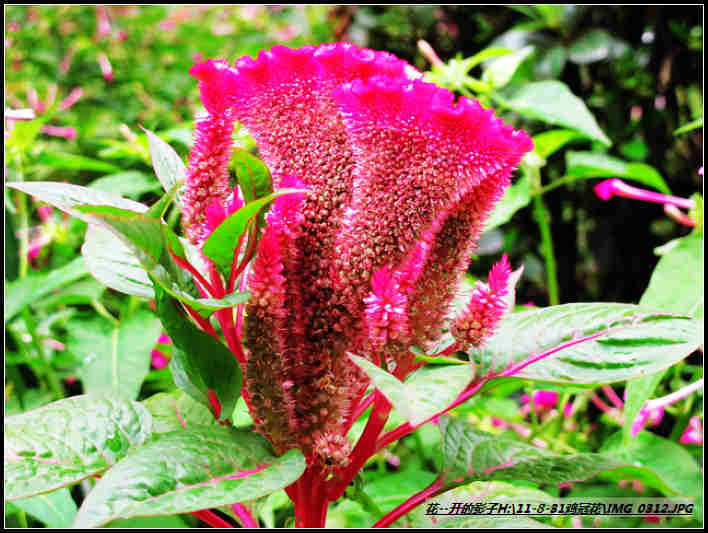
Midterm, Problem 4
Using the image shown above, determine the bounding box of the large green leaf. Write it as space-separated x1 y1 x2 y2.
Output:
155 285 242 423
640 232 703 318
469 303 700 384
73 426 306 528
348 355 476 426
202 188 307 274
5 181 148 223
439 416 624 487
66 309 162 400
532 129 584 159
4 395 152 501
482 46 534 88
82 224 154 299
12 488 77 528
5 256 88 323
497 81 611 146
142 389 219 434
565 151 670 193
143 128 186 194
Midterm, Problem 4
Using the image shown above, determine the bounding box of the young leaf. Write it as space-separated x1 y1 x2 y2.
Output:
201 188 307 274
232 148 273 204
66 309 162 400
73 426 306 528
4 395 152 501
439 416 625 487
348 354 476 426
469 303 700 384
565 151 671 193
154 285 242 422
495 80 611 146
143 127 187 194
89 171 162 199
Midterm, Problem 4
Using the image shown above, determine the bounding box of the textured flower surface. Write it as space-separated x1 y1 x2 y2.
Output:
183 43 533 463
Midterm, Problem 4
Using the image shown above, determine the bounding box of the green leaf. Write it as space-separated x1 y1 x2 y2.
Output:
142 389 219 433
497 81 611 146
107 514 190 528
484 173 531 231
89 171 162 199
622 371 666 445
469 303 700 384
73 426 306 528
81 224 154 299
67 309 162 400
532 129 584 159
202 188 307 273
12 488 77 528
482 46 534 88
640 232 703 318
568 29 629 64
5 257 89 323
143 128 187 193
348 354 476 426
33 277 106 309
155 285 242 422
37 152 121 173
565 151 671 193
232 148 274 204
439 416 625 488
4 395 152 501
410 481 553 528
5 181 148 223
601 431 702 500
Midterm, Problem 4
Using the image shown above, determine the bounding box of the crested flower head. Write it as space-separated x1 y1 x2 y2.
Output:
183 43 533 462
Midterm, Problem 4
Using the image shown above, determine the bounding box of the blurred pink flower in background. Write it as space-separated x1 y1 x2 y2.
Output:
680 416 703 445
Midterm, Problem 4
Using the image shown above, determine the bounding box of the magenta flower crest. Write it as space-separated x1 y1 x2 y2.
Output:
183 43 532 462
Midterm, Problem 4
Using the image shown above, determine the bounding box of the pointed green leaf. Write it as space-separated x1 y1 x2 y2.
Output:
4 395 152 501
202 188 307 274
73 426 306 528
469 303 700 384
348 354 476 426
565 151 670 193
532 129 584 159
143 128 187 194
232 148 273 204
154 285 242 422
67 309 162 400
496 81 611 146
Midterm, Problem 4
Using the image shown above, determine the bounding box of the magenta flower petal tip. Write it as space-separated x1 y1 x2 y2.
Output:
594 178 620 200
680 416 703 445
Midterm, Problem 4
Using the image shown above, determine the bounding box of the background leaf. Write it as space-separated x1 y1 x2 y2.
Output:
565 151 671 193
67 309 162 400
143 128 187 194
11 488 77 528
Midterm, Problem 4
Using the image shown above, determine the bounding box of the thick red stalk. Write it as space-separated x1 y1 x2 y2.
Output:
192 509 234 528
232 503 259 528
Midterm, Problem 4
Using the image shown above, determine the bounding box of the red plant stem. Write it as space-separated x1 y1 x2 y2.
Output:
170 249 218 297
192 509 234 528
328 390 392 501
591 393 613 413
228 223 257 293
602 385 624 409
373 477 445 528
227 230 248 293
232 503 259 528
183 303 220 339
350 392 375 427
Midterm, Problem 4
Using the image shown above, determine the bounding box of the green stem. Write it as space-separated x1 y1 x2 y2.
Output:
17 508 28 528
22 308 63 399
533 196 560 305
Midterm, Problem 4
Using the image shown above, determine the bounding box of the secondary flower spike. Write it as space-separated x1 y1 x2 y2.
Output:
184 43 533 464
